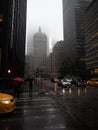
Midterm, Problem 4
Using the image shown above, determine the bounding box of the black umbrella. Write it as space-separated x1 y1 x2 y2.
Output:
25 77 34 81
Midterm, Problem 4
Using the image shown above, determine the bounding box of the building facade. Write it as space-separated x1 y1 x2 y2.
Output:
63 0 92 62
0 0 10 77
52 41 64 75
48 52 53 75
0 0 27 77
33 28 48 74
84 0 98 74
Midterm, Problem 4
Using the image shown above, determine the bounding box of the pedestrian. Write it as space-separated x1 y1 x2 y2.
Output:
32 77 34 86
13 81 18 97
29 80 32 90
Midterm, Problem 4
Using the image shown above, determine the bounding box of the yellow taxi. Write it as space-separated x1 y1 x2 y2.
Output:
0 93 16 114
51 77 59 83
87 78 98 86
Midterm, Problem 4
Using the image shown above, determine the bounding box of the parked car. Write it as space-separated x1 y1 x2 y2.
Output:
58 79 71 88
87 79 98 86
0 93 16 114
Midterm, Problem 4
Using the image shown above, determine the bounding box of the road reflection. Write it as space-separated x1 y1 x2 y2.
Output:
62 89 66 94
77 87 87 96
77 88 81 96
61 86 87 96
69 88 72 94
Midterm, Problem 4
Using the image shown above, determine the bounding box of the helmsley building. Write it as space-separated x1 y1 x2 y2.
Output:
33 27 48 74
0 0 27 77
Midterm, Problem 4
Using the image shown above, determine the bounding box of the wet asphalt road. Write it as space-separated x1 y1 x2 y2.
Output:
0 81 98 130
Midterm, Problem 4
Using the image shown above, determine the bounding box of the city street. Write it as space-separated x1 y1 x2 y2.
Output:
44 80 98 129
0 81 98 130
0 0 98 130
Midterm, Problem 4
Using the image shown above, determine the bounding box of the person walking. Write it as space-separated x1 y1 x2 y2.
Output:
13 81 19 97
29 80 32 90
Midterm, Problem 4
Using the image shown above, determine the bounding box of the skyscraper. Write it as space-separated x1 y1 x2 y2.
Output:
63 0 92 61
52 41 64 75
33 27 48 73
84 0 98 73
0 0 27 77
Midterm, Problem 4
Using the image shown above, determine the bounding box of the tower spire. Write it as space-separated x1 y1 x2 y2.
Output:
39 26 41 33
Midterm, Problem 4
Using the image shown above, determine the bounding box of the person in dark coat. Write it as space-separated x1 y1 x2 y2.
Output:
29 80 33 90
13 81 21 98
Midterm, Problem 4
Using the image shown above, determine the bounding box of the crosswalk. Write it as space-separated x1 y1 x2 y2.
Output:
7 87 66 130
0 85 87 130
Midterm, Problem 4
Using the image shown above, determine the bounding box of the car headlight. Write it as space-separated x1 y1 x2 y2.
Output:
0 100 12 104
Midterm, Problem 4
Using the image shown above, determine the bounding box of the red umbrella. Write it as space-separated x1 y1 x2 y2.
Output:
13 77 24 82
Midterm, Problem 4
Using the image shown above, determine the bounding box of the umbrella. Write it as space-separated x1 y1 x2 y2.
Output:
13 77 24 82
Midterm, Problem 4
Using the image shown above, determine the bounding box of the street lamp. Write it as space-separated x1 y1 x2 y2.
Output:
8 69 11 74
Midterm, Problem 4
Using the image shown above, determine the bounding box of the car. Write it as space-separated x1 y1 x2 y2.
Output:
58 79 71 88
71 79 87 87
0 93 16 114
65 78 72 82
71 79 79 86
86 78 98 86
0 78 16 114
77 80 87 87
51 77 59 83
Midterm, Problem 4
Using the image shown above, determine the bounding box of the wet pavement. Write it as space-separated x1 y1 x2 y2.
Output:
0 81 98 130
44 80 98 129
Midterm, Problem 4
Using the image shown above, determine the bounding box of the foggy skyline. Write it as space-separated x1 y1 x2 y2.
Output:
26 0 63 53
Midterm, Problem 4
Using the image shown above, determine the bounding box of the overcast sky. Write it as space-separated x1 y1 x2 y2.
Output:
26 0 63 51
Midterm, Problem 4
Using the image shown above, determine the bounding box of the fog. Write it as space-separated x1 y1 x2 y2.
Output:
26 0 63 53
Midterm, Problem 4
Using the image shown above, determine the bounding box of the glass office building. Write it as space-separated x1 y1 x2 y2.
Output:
84 0 98 73
63 0 92 61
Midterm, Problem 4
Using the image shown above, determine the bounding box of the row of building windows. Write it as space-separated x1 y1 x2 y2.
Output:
85 36 98 49
85 18 97 34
